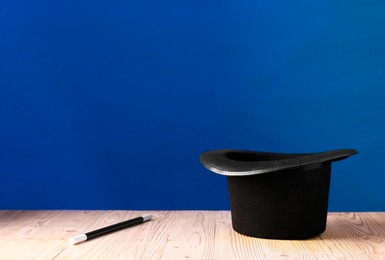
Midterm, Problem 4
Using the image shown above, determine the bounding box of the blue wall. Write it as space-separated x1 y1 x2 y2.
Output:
1 0 384 210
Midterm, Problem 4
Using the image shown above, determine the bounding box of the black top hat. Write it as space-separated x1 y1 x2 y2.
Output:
200 149 358 239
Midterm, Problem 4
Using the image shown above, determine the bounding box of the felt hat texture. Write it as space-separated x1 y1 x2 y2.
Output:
200 149 358 239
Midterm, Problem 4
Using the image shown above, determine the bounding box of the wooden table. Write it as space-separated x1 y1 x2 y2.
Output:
0 211 384 259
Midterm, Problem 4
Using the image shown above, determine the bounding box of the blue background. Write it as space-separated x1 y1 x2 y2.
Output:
1 0 384 210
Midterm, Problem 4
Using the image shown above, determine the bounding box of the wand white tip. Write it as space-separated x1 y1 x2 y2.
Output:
141 214 152 221
68 233 87 245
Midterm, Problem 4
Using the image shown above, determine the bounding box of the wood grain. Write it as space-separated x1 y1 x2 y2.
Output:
0 211 384 259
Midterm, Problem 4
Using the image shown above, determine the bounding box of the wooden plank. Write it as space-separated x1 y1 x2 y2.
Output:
0 211 384 259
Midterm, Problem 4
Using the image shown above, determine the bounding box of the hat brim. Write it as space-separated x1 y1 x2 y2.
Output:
200 149 358 176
